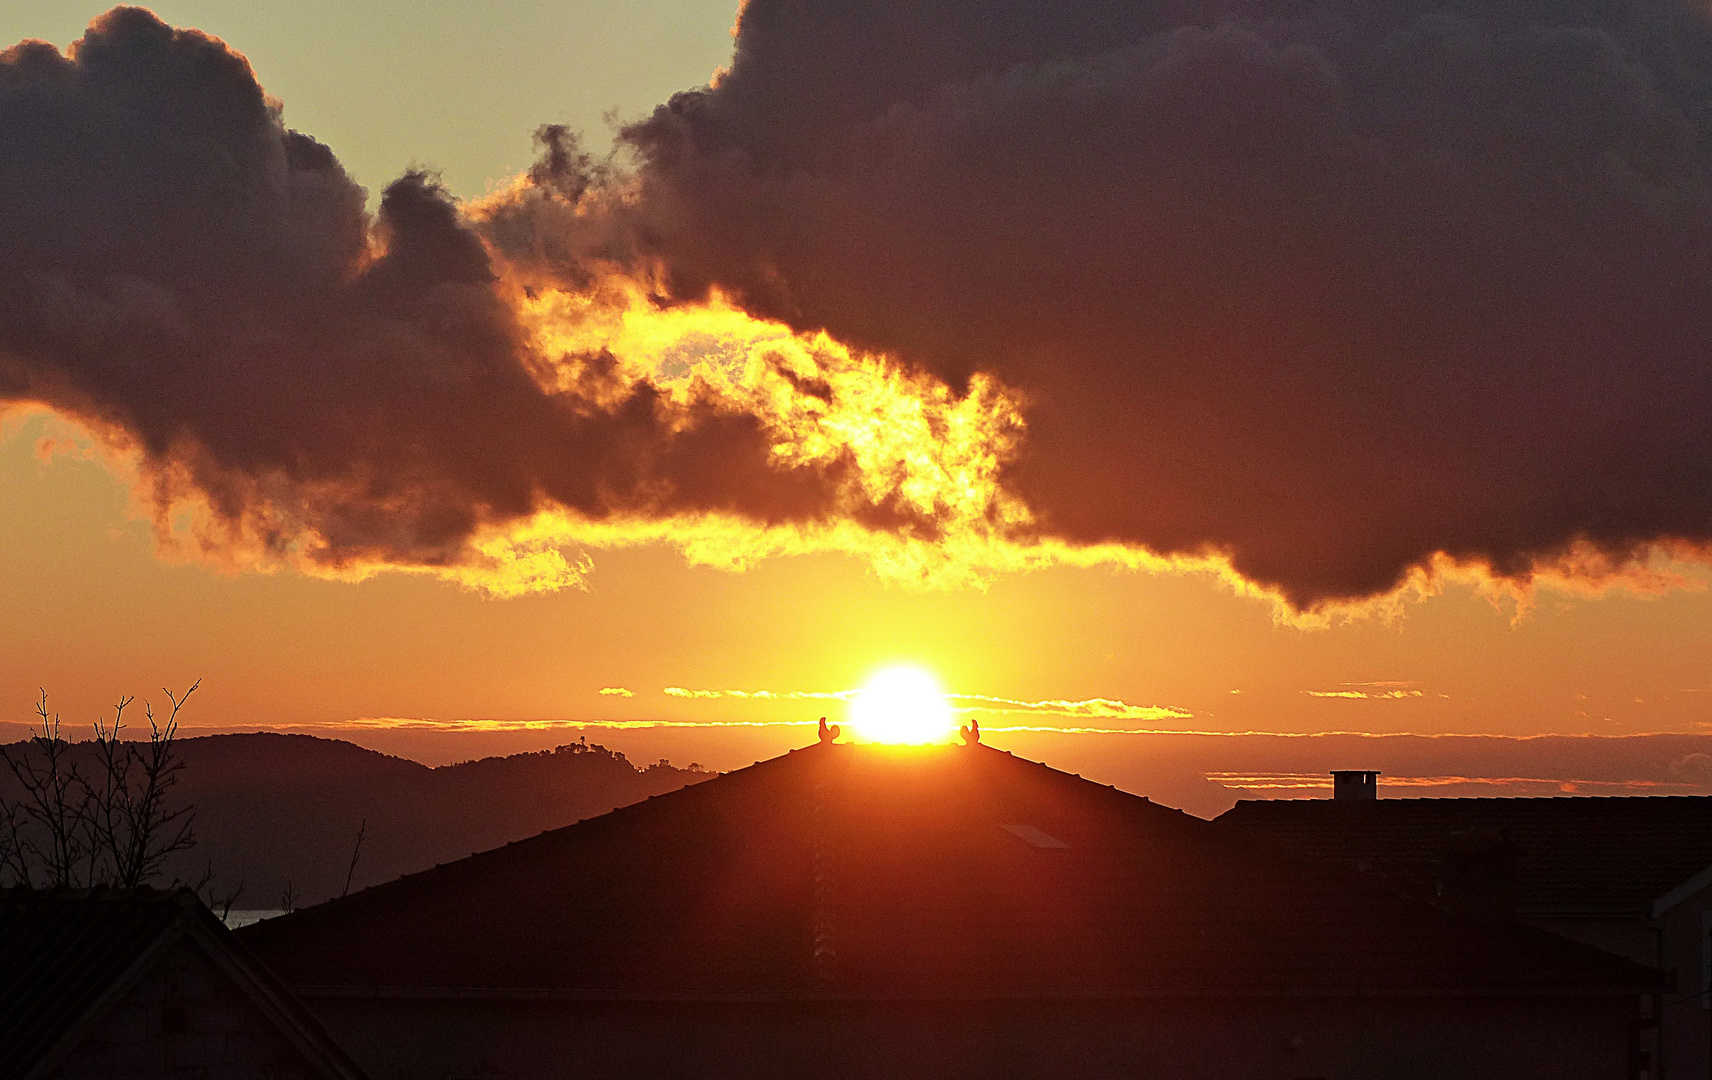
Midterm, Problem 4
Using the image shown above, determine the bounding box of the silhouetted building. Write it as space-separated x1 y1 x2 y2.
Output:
244 743 1658 1080
0 887 365 1080
1221 792 1712 1077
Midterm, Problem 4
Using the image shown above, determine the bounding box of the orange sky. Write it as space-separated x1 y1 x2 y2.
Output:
3 3 1712 804
4 407 1709 743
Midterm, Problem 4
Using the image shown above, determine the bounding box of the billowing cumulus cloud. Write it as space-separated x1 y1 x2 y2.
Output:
549 0 1712 606
0 9 1012 594
12 2 1712 609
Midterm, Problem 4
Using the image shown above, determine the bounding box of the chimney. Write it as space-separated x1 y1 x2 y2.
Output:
1331 770 1380 801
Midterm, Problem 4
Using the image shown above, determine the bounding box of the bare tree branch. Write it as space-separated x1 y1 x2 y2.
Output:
341 818 367 898
210 876 245 922
0 796 35 889
0 692 92 887
83 694 135 886
1 681 204 891
114 682 200 887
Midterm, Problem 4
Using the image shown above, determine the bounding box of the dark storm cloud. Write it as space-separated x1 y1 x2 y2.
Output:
0 9 852 584
12 3 1712 606
599 0 1712 605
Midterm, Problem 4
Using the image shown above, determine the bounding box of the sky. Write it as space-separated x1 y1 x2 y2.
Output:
3 0 1712 810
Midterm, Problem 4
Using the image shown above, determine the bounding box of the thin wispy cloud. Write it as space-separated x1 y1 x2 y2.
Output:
598 687 634 697
663 687 853 701
978 723 1193 734
951 694 1189 722
1304 690 1424 700
1304 681 1427 700
650 685 1190 729
343 717 814 732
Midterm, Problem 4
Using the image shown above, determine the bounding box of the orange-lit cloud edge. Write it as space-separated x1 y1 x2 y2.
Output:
6 170 1711 628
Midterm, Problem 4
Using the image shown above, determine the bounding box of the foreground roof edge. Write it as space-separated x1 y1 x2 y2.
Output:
15 889 190 1080
6 887 368 1080
279 979 1662 1002
1653 858 1712 917
177 891 372 1080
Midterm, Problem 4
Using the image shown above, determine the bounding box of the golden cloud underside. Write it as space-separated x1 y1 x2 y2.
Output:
14 237 1712 625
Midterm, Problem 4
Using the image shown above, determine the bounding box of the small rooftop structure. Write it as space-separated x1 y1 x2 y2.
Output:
1332 770 1381 800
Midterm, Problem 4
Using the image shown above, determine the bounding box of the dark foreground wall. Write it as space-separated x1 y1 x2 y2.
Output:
300 993 1644 1080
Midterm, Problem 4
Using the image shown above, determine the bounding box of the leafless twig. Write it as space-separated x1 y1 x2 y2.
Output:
192 859 245 921
1 681 203 889
341 818 367 898
0 693 91 887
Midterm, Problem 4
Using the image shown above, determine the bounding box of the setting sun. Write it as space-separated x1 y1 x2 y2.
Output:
847 665 957 744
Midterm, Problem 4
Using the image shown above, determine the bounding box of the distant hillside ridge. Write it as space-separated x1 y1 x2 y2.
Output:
0 732 711 907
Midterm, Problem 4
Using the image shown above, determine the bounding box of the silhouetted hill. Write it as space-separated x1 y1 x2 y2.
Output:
2 732 711 907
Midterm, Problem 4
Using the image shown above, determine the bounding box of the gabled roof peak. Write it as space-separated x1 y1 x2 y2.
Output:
243 740 1655 1000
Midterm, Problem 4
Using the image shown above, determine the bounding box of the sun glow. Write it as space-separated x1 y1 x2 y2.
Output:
847 665 956 744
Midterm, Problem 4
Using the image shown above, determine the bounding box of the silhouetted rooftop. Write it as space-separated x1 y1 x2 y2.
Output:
1219 794 1712 916
0 886 364 1080
242 743 1656 997
0 888 197 1077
